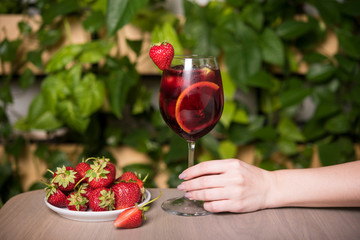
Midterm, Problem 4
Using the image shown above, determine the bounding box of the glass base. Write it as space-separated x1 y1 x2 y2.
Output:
161 196 211 216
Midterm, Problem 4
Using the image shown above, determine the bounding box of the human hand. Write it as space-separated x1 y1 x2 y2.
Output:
177 159 273 213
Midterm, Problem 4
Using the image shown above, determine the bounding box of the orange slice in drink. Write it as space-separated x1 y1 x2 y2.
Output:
175 81 220 134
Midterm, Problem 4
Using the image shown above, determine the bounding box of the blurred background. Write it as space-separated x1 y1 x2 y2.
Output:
0 0 359 206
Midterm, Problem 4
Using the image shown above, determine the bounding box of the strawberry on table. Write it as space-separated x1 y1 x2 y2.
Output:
89 187 116 211
45 183 67 208
50 166 81 192
113 191 162 229
149 41 174 71
111 181 141 210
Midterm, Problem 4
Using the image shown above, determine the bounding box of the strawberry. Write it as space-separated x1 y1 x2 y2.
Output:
78 183 93 199
86 159 115 189
118 172 148 198
50 166 81 192
113 191 162 229
98 157 116 180
111 181 141 210
89 187 116 211
149 41 174 71
75 161 91 182
66 190 89 211
45 182 67 208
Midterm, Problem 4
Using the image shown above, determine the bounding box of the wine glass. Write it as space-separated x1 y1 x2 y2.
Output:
159 56 224 216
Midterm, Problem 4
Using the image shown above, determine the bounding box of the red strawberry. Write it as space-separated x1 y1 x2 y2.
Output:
50 166 81 192
75 161 91 182
98 157 116 180
118 172 148 197
66 191 89 211
78 183 93 199
45 183 67 208
86 159 115 189
89 187 116 211
149 41 174 70
113 191 162 229
111 181 141 210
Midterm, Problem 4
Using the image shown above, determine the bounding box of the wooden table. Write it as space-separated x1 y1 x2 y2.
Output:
1 189 360 240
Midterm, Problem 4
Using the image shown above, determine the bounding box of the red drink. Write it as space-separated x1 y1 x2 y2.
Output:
159 65 224 141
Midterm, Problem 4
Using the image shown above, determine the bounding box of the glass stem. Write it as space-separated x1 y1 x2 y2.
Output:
187 141 196 167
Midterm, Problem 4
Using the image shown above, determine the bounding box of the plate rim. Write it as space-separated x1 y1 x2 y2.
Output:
44 189 151 221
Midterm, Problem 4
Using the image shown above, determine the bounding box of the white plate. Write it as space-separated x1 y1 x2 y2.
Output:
44 189 151 222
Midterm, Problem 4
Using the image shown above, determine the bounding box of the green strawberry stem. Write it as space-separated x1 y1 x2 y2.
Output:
74 176 87 189
138 190 162 210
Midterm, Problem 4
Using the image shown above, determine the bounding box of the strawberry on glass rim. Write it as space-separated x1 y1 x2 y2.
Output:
149 41 174 71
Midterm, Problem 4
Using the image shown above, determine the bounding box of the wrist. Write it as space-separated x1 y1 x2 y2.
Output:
263 170 281 209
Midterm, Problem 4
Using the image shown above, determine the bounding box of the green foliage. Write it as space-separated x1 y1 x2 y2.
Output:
0 0 359 203
181 0 359 170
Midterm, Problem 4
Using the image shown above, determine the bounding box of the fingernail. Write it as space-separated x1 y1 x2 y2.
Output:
177 184 185 191
184 192 192 199
179 172 186 179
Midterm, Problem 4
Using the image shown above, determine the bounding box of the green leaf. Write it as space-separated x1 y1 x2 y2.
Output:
228 124 254 145
57 100 89 132
276 20 312 40
106 0 148 37
225 43 262 90
221 71 236 100
325 114 350 134
78 40 114 64
232 109 249 124
0 82 13 103
83 11 105 33
312 101 340 119
151 22 183 55
18 21 32 35
260 28 284 66
41 0 80 24
277 117 305 142
277 138 298 155
0 38 21 62
219 140 237 159
126 39 143 57
336 29 360 59
279 87 311 108
318 137 354 166
37 28 61 47
27 50 43 69
17 95 62 131
220 100 236 129
106 67 138 118
164 133 187 164
242 3 263 31
19 68 35 89
253 126 277 141
46 44 83 72
41 74 70 113
313 0 340 26
123 129 151 153
0 162 12 190
246 70 275 89
306 63 336 82
74 73 105 116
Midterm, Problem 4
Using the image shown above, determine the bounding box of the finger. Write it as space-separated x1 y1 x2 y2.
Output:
185 187 228 202
178 174 232 191
203 200 235 213
179 159 236 180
